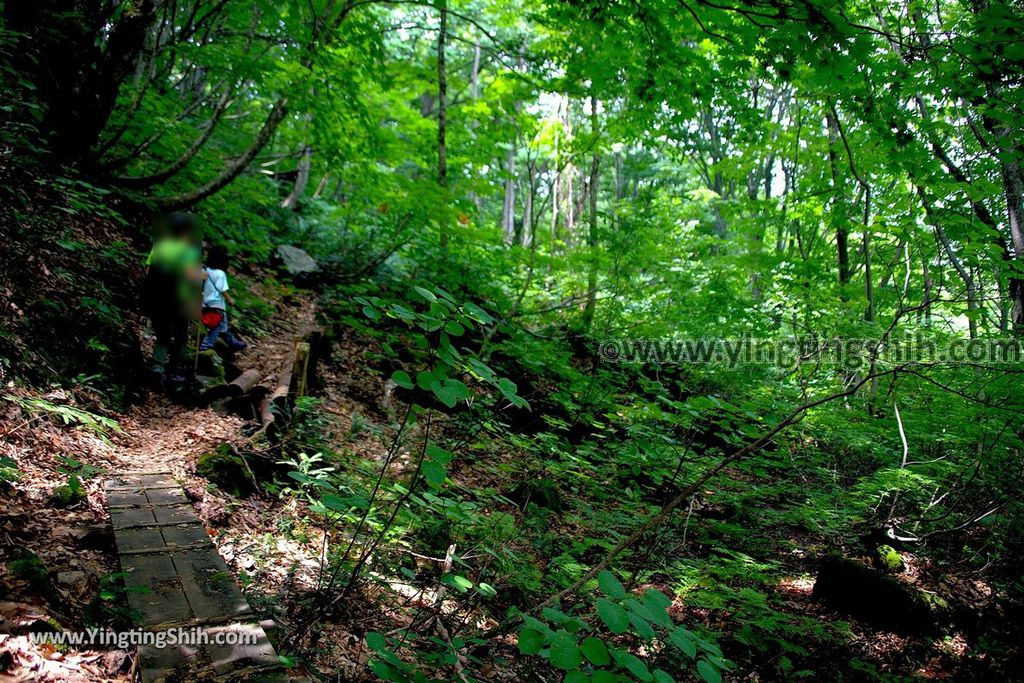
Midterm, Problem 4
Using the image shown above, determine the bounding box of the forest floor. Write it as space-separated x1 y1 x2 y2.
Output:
0 280 320 680
0 222 1013 681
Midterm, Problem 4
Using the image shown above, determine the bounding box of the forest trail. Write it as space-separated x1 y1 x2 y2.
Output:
99 295 318 682
106 295 317 480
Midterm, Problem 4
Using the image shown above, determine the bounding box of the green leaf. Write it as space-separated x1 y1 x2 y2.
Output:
365 632 388 651
441 573 473 592
669 628 697 659
564 672 590 683
596 598 630 634
391 370 414 389
628 612 655 640
548 632 582 670
422 460 446 487
696 659 722 683
652 669 675 683
464 302 494 324
321 494 350 512
598 570 626 599
426 444 453 464
518 628 546 655
612 649 652 681
581 636 610 666
414 286 437 302
431 380 458 408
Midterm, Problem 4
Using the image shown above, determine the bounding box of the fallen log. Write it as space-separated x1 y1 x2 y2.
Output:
199 368 261 405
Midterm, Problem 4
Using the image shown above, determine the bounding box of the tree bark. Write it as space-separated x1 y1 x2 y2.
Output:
826 110 851 286
282 144 312 210
437 0 449 251
581 96 600 330
502 144 517 247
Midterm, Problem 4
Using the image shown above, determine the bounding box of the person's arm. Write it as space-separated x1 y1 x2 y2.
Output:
220 272 235 306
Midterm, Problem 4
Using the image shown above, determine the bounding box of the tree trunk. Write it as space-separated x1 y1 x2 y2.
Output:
282 145 312 210
522 164 535 248
827 111 852 286
437 0 449 251
581 96 600 330
502 144 517 247
470 43 481 99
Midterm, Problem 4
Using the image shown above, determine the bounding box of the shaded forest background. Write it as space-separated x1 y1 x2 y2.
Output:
2 0 1024 680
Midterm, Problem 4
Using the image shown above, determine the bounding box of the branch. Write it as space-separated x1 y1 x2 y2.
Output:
151 97 289 210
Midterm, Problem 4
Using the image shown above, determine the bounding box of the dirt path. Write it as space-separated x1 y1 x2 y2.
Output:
107 294 317 479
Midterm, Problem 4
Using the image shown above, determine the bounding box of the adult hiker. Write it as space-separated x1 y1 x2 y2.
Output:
142 212 203 387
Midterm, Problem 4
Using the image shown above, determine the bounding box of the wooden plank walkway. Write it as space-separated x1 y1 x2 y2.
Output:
105 472 301 682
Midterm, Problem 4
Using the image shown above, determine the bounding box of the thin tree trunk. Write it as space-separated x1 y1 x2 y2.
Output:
522 164 534 248
470 43 480 99
827 110 851 286
437 0 449 251
916 186 978 339
282 144 312 209
502 144 516 247
581 96 600 329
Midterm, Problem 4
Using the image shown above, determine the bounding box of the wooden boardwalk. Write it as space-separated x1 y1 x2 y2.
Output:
105 472 300 682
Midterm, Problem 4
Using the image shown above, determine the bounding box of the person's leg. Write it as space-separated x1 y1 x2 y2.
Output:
167 318 191 379
219 313 247 350
199 316 226 351
150 316 172 377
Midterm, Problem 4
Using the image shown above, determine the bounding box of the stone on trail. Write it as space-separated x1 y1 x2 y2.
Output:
275 245 318 275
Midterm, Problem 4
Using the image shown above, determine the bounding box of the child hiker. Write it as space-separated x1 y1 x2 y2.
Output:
200 245 247 352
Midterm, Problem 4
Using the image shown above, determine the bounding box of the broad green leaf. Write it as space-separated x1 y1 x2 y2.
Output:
391 370 413 389
696 659 722 683
365 632 388 651
413 286 436 302
422 460 446 487
669 628 697 659
597 570 626 599
612 649 652 681
596 598 629 634
581 636 610 666
518 628 546 655
548 632 582 670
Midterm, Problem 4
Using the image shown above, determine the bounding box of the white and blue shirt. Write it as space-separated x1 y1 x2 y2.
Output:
203 268 229 310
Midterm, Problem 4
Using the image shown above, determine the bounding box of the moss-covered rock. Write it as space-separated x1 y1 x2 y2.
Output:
196 350 226 382
196 443 252 497
875 545 905 573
